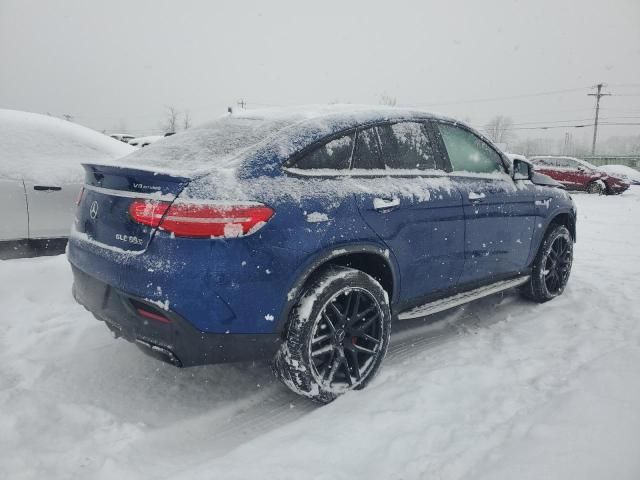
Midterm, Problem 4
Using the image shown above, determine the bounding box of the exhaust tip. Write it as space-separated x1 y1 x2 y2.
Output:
135 339 182 367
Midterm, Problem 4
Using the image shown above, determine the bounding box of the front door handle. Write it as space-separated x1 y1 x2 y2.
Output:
33 185 62 191
373 197 400 211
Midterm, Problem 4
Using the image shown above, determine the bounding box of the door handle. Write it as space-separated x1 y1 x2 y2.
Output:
33 185 62 191
373 197 400 211
468 191 485 203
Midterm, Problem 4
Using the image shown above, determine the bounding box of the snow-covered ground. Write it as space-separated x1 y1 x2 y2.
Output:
1 189 639 480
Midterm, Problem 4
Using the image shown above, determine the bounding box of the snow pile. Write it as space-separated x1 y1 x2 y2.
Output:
0 189 639 479
0 109 134 183
599 164 640 184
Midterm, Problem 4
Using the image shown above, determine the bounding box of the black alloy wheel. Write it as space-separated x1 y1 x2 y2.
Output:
309 288 384 390
522 224 573 303
273 266 391 403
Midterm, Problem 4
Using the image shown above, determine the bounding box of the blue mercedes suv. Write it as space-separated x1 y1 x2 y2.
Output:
68 106 576 402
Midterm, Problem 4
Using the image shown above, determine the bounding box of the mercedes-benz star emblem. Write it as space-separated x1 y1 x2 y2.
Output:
89 200 99 219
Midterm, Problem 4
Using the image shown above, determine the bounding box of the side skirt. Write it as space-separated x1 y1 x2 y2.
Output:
397 275 530 320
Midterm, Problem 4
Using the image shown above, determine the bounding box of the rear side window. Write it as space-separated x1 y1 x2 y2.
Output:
557 158 578 169
533 157 557 167
377 122 436 170
353 127 383 169
437 123 503 174
294 134 354 170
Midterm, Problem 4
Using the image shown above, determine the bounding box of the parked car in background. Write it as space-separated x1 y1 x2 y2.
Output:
506 153 565 189
69 106 577 403
598 164 640 186
110 133 136 143
529 155 629 195
0 109 134 258
129 135 163 148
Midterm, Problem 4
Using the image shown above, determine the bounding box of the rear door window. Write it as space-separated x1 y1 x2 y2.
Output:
377 122 437 170
437 123 504 174
535 157 558 167
557 158 578 169
353 127 383 169
294 134 354 170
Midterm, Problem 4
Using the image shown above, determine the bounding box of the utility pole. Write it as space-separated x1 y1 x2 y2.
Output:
237 99 246 109
587 83 611 155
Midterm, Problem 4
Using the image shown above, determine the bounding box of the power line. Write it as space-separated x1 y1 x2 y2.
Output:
406 86 592 108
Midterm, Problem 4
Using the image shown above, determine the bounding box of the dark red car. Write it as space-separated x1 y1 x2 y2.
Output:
529 156 629 195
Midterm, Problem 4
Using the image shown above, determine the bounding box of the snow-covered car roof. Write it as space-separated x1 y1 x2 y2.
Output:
529 155 599 170
0 109 134 183
110 105 460 177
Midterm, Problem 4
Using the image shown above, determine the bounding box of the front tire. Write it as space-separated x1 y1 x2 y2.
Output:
586 181 604 195
273 266 391 403
522 224 573 303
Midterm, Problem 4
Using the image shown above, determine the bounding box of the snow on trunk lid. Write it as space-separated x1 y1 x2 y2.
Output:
74 164 190 252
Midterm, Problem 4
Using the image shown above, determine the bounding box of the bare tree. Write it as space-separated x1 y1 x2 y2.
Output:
379 92 397 106
483 115 514 144
163 106 180 133
183 110 192 130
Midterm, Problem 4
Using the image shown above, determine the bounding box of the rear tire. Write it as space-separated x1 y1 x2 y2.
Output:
273 266 391 403
522 224 573 303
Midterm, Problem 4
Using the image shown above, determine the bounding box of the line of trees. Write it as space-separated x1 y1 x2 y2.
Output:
162 106 191 132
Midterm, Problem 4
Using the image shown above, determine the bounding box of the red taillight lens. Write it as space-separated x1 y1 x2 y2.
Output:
129 200 171 228
128 200 274 238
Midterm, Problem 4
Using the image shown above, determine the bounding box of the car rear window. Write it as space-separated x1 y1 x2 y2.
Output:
115 116 297 173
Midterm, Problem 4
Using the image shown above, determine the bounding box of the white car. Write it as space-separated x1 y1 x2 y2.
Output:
128 135 164 148
0 109 133 256
598 164 640 186
110 133 136 143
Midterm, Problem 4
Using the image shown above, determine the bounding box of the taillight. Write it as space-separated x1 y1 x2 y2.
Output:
76 187 85 206
128 199 274 238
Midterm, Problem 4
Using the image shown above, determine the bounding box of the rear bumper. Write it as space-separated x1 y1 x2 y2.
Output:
71 265 281 367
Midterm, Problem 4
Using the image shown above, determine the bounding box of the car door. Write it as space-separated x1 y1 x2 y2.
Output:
560 158 596 190
353 122 465 304
532 157 563 182
0 176 28 241
23 179 81 239
432 121 536 285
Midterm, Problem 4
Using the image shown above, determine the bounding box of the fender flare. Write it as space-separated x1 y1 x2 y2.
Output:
275 242 400 334
528 207 576 266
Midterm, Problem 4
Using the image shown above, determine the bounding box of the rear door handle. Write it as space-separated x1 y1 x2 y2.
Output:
33 185 62 191
373 197 400 211
468 191 485 203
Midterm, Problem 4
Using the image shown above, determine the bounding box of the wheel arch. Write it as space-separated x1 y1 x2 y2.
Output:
276 244 399 335
548 211 576 242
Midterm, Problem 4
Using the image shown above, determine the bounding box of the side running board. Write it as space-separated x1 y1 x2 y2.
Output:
398 276 530 320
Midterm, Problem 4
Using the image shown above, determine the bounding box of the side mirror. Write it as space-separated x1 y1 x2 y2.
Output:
513 158 532 181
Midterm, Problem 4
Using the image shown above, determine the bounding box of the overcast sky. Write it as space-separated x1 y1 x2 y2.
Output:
1 0 639 143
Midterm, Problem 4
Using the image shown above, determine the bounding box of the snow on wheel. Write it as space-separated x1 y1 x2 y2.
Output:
586 180 605 195
522 224 573 303
273 266 391 403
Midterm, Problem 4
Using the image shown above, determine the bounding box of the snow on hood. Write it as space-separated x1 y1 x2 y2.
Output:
0 109 134 183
